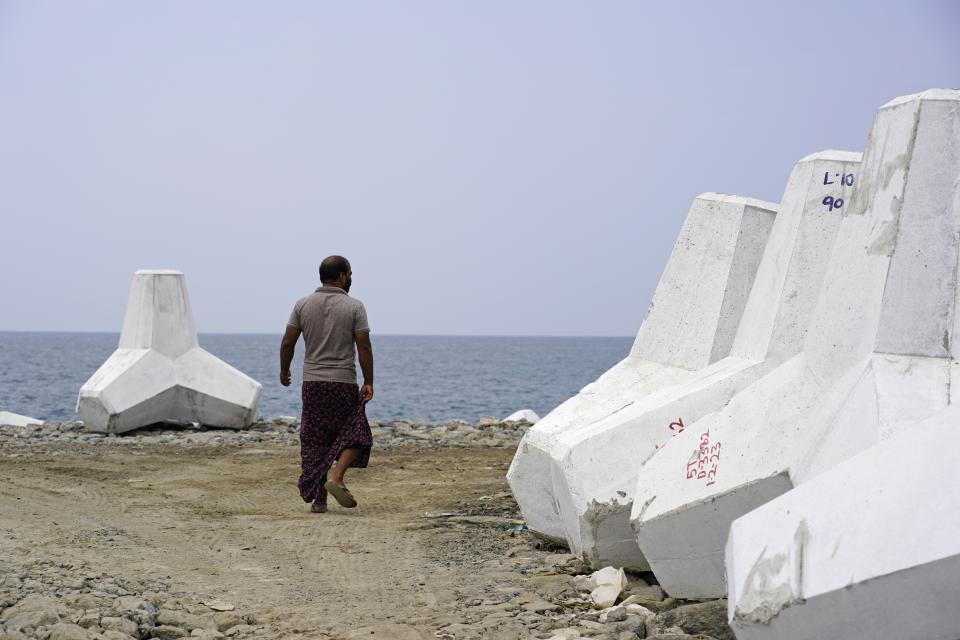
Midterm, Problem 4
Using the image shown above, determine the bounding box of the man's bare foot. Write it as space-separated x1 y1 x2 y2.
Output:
311 501 327 513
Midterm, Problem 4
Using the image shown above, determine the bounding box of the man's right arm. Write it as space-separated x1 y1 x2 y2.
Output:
355 330 374 402
280 324 301 387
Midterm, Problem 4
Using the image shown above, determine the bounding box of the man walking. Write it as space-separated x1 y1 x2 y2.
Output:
280 256 374 513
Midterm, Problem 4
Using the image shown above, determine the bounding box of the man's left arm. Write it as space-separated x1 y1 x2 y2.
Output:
354 302 373 402
355 330 374 402
280 324 301 387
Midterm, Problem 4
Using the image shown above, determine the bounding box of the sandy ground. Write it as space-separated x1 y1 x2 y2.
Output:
0 442 547 639
1 439 734 640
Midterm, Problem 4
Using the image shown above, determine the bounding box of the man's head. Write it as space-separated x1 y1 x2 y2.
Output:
319 255 352 292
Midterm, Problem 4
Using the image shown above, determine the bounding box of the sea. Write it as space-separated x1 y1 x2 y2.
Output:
0 332 634 424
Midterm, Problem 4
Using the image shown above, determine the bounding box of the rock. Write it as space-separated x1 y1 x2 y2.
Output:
223 625 254 637
588 567 626 609
481 612 516 627
505 546 531 558
76 611 101 629
520 599 560 614
473 603 517 616
487 628 524 640
529 574 575 599
626 585 664 601
100 616 139 637
544 629 581 640
514 611 545 625
436 623 470 636
576 619 605 633
624 597 677 613
618 632 642 640
100 631 137 640
114 596 157 613
344 623 428 639
64 594 104 611
572 575 592 592
156 609 216 632
148 625 189 639
623 603 655 618
539 553 578 569
651 600 731 640
189 629 224 639
46 623 92 640
618 614 648 635
605 606 627 622
0 594 64 630
211 613 245 632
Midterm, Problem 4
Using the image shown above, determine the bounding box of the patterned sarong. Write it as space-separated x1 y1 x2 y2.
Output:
298 381 372 505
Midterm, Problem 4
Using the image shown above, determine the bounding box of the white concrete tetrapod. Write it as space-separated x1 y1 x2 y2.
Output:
76 270 262 433
726 404 960 639
0 411 44 427
508 193 778 542
630 89 960 599
550 151 860 570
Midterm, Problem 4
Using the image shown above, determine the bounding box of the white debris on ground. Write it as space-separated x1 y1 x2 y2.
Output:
502 409 540 424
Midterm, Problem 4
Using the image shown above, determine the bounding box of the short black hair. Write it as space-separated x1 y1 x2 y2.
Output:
319 255 350 283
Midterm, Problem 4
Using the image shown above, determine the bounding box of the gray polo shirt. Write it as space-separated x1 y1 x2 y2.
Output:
287 286 370 384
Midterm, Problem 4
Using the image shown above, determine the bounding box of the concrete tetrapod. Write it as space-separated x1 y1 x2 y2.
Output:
77 270 262 433
726 404 960 639
0 411 44 427
550 151 860 570
630 89 960 599
508 193 778 541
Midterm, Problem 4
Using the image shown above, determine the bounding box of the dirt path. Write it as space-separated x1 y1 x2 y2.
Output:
0 443 540 638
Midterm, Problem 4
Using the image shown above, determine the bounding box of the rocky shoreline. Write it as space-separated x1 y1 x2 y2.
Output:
0 416 532 451
0 536 732 640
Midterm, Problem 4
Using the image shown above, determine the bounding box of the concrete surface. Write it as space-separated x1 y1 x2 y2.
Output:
726 403 960 639
508 193 777 541
550 151 860 570
0 411 44 427
630 89 960 598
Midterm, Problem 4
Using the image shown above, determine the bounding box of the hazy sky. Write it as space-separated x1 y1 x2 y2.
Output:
2 1 958 336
